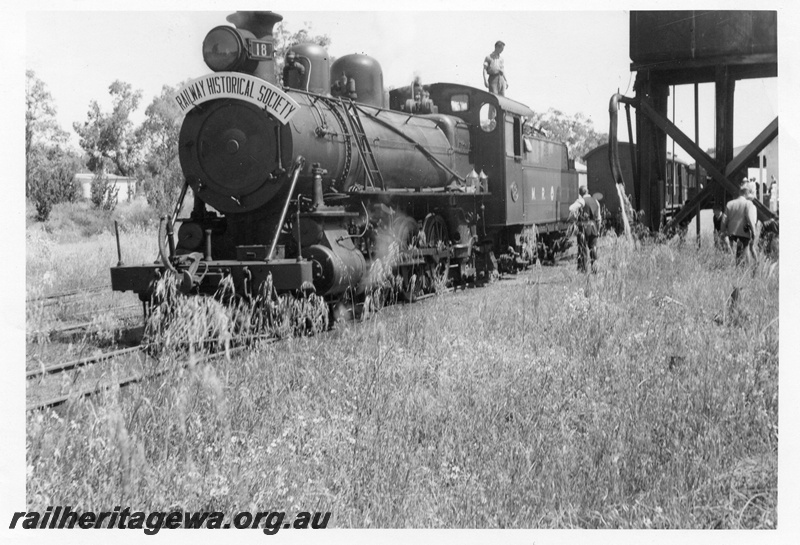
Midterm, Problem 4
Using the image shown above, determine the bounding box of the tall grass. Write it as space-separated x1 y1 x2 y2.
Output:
26 236 778 528
26 226 157 294
26 215 158 349
143 273 329 355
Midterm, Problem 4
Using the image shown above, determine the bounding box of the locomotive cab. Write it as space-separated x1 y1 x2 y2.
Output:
423 84 578 234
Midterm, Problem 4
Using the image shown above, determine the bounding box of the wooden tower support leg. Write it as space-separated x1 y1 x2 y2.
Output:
715 65 736 207
633 73 669 231
695 82 701 242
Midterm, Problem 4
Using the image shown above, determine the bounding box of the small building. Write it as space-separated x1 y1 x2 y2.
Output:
700 136 778 207
75 173 136 203
741 136 779 204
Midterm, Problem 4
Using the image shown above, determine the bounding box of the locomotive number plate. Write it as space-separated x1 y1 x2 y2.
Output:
248 40 274 60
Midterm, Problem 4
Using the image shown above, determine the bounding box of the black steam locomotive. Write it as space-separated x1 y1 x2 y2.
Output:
111 10 578 306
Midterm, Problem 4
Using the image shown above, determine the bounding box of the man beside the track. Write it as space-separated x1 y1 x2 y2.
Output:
722 179 758 265
569 186 600 273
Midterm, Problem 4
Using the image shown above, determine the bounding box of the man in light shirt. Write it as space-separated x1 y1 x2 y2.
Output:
483 41 507 96
722 179 758 264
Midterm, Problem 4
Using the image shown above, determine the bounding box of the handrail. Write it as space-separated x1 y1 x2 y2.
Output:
158 217 178 274
339 98 384 190
267 156 306 262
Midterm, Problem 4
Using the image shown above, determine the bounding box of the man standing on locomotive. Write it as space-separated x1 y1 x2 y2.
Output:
569 186 600 273
483 41 507 96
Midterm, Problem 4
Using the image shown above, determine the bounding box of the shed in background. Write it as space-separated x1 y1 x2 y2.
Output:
75 173 136 203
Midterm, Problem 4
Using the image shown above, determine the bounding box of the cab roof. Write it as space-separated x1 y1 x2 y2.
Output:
428 83 535 117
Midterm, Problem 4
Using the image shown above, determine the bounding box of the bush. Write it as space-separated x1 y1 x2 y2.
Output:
42 198 160 241
90 171 120 211
139 158 184 217
44 201 112 239
26 146 81 221
112 196 160 231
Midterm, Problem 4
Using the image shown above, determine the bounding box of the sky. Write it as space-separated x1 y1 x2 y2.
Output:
20 2 790 159
24 9 633 144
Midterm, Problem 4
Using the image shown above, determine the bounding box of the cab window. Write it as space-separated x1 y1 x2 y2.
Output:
479 103 497 132
505 115 522 158
450 93 469 112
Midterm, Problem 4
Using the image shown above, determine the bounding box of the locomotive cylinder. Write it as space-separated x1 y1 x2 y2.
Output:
303 227 366 296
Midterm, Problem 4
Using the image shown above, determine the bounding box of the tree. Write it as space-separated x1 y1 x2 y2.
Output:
529 109 608 161
73 80 142 176
26 70 68 157
26 71 79 221
272 22 332 82
134 84 185 215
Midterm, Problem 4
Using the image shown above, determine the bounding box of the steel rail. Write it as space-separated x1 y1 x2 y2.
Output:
25 343 263 412
26 346 145 380
27 285 109 304
66 303 141 321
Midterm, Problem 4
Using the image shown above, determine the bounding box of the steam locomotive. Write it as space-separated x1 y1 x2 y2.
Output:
111 10 579 306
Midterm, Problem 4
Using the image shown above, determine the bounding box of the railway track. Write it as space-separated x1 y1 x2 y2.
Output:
28 283 144 346
26 346 145 380
26 285 108 304
26 256 574 413
27 346 239 412
24 285 460 412
25 336 280 412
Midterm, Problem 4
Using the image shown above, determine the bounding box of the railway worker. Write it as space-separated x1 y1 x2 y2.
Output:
712 201 727 250
483 41 507 96
722 179 758 265
569 186 600 273
282 51 306 89
768 175 778 213
759 218 779 260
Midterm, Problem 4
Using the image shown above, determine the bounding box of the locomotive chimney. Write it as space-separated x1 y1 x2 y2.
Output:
226 11 283 84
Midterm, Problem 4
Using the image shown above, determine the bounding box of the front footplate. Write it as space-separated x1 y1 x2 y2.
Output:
111 259 314 301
